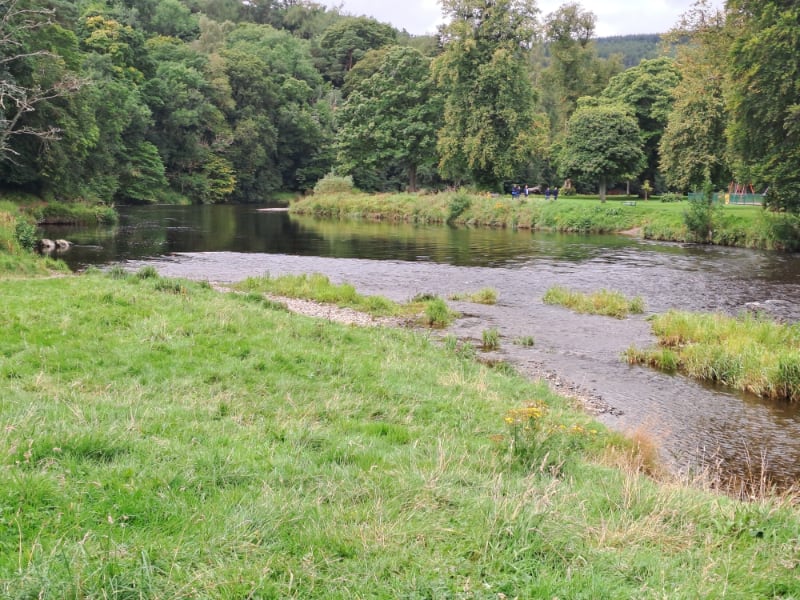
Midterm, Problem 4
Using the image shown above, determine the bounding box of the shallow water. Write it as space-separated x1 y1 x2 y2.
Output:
46 205 800 486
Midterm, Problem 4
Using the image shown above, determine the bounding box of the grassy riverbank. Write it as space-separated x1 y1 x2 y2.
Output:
3 210 800 597
1 192 117 226
626 311 800 402
290 191 800 251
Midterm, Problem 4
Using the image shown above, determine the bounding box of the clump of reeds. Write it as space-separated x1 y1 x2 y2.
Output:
543 286 646 319
626 310 800 402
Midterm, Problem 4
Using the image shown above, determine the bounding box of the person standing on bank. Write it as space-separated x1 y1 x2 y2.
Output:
553 187 559 201
545 187 551 201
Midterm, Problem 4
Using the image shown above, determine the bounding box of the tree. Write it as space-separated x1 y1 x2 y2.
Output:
726 0 800 212
0 0 82 165
314 16 397 87
336 46 442 191
600 56 681 188
558 101 645 201
659 1 730 191
223 23 332 198
434 0 545 188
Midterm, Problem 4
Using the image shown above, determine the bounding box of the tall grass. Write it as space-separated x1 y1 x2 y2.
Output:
1 272 800 597
0 204 68 276
625 310 800 401
543 286 646 319
448 287 498 304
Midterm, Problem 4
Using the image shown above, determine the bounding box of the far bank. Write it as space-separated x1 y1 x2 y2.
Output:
289 191 800 252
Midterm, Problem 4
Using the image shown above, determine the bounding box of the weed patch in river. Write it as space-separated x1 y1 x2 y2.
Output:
543 285 646 319
626 310 800 402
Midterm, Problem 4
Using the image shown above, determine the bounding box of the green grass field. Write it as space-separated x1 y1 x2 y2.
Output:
1 265 800 597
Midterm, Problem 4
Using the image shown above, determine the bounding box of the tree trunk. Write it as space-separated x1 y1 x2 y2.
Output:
408 164 417 192
599 178 607 202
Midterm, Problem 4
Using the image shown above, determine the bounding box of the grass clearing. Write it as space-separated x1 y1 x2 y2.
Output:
543 286 646 319
626 310 800 401
1 270 800 597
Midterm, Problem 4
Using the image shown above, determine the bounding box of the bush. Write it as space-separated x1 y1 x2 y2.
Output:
660 192 684 203
14 219 38 252
446 192 471 223
314 173 356 195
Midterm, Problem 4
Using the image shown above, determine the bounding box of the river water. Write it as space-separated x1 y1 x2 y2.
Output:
45 204 800 488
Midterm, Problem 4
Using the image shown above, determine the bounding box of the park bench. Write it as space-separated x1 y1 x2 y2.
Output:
622 200 637 206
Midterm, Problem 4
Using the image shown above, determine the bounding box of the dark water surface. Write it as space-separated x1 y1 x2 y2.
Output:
45 204 800 486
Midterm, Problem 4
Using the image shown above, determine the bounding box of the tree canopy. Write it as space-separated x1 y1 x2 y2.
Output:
558 101 645 201
0 0 798 212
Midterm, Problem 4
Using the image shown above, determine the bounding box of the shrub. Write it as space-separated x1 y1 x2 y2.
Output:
314 173 356 195
447 192 471 223
660 192 684 203
14 219 38 252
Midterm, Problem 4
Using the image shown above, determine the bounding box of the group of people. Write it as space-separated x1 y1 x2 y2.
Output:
510 184 559 200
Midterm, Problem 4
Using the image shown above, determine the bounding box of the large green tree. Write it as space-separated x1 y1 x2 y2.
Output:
659 2 730 191
223 23 332 199
726 0 800 211
0 0 83 174
541 2 620 135
600 56 681 189
336 46 442 191
558 101 645 201
434 0 544 188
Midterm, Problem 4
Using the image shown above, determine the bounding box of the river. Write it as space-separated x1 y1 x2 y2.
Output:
44 204 800 489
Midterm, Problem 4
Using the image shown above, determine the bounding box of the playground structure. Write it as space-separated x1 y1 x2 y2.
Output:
688 182 764 206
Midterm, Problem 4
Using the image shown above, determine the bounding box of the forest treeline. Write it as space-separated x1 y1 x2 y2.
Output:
1 0 798 212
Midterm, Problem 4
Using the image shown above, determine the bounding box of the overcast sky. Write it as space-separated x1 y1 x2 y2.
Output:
317 0 724 37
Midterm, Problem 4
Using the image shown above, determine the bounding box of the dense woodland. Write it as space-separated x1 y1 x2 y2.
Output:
1 0 798 211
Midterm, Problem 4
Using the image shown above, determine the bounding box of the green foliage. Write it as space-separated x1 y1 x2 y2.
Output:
684 184 717 243
435 0 544 188
446 192 471 223
543 286 646 319
660 192 684 203
336 46 441 192
726 1 800 212
14 219 38 252
600 57 682 188
594 34 662 68
559 103 645 200
314 16 397 87
659 6 729 192
314 173 356 195
422 296 457 328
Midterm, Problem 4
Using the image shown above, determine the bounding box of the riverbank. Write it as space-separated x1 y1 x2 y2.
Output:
290 191 800 251
3 265 800 597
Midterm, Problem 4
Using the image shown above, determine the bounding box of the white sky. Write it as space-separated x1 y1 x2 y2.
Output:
318 0 724 37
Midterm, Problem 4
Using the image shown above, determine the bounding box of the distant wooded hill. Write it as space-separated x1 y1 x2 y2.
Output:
595 34 663 68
